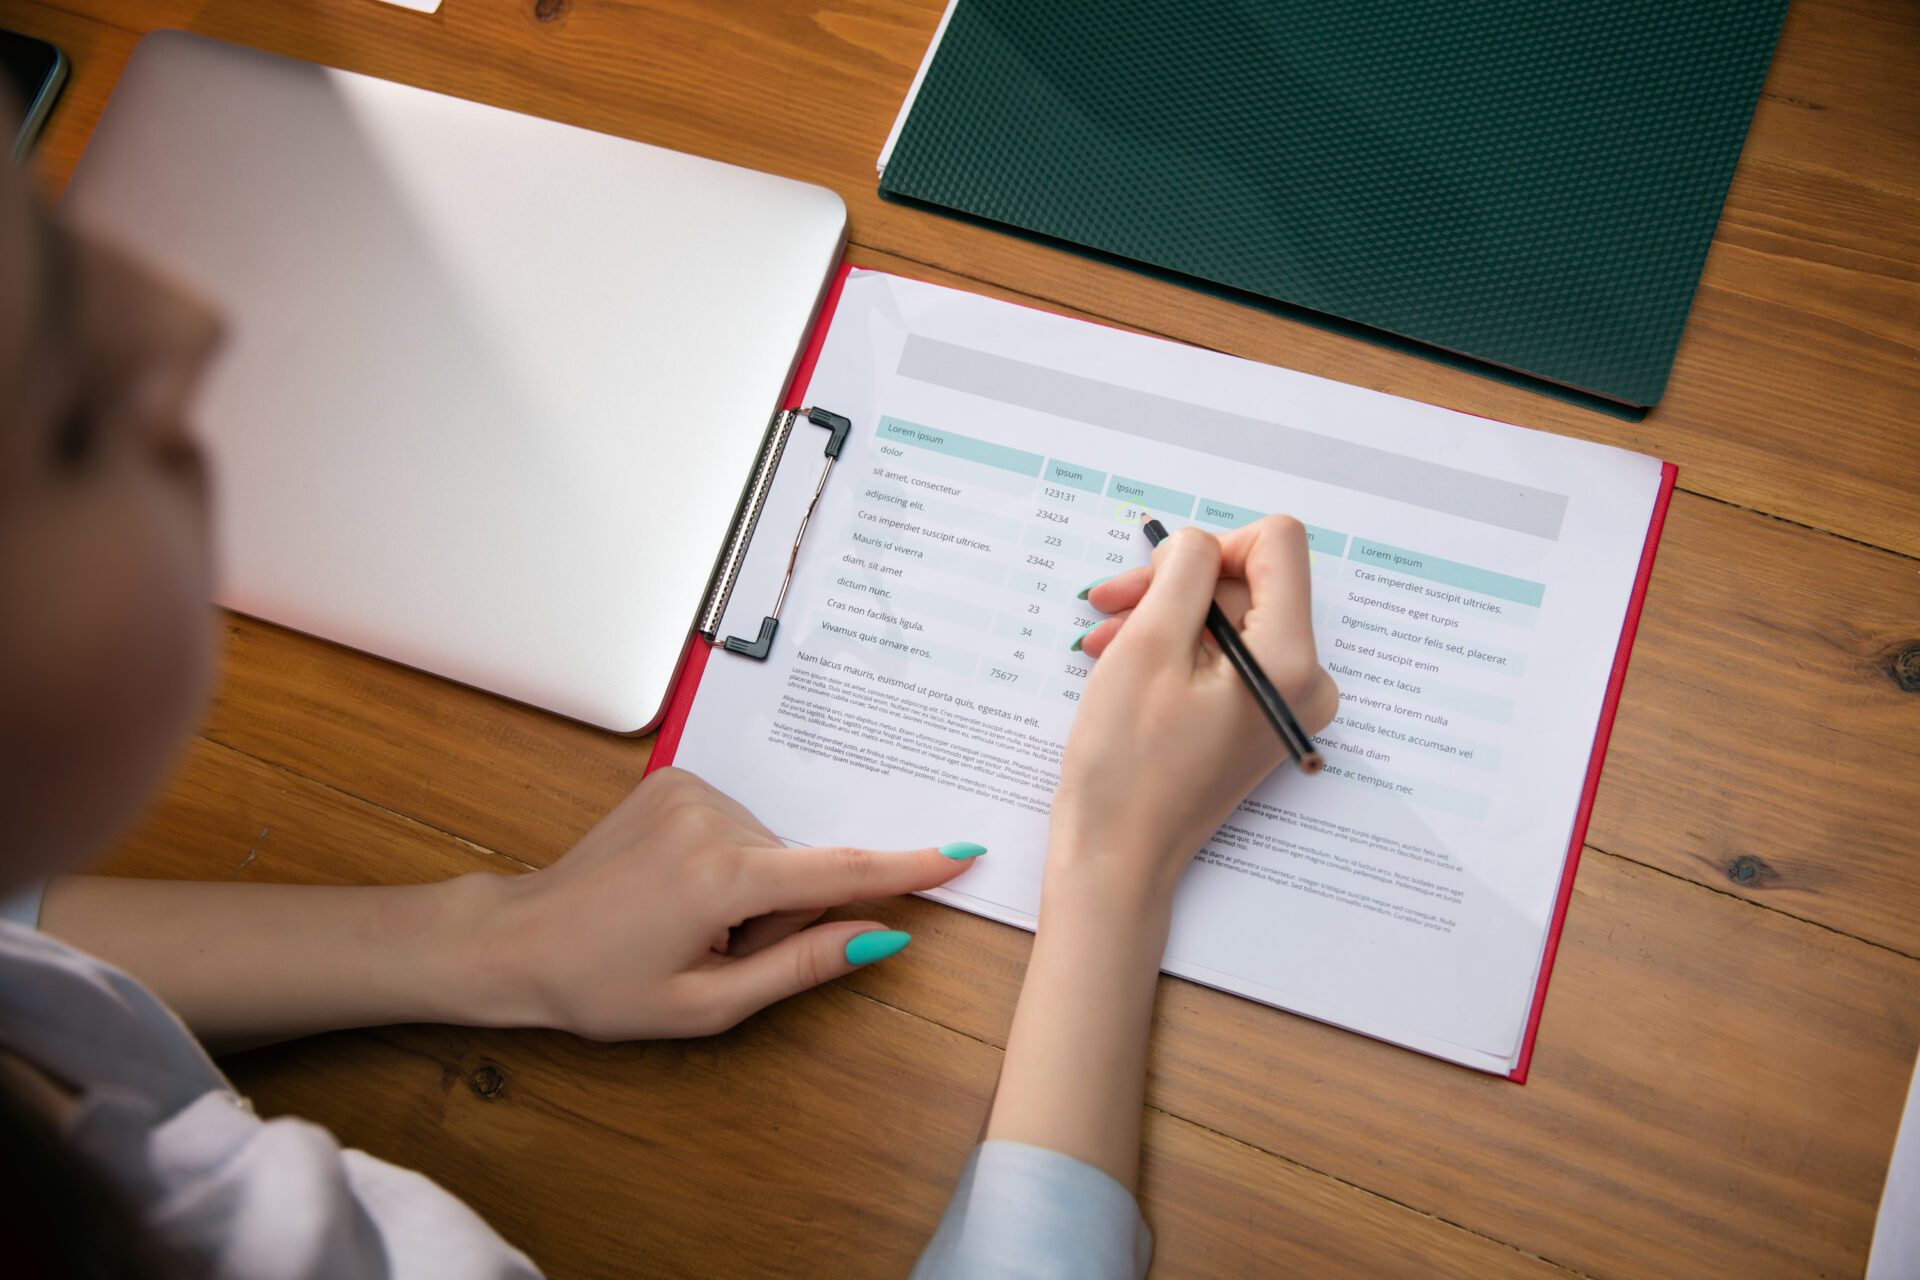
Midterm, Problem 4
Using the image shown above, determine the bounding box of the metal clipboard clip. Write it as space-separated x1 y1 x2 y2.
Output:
694 405 852 661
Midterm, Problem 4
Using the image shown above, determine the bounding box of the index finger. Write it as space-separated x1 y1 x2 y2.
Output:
1119 524 1223 662
746 842 983 914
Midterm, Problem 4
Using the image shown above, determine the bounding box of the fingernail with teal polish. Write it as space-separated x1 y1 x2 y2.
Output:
1069 622 1099 652
1076 574 1117 601
845 930 912 966
939 841 987 860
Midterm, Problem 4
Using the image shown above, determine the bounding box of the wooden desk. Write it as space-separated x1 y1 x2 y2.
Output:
14 1 1918 1275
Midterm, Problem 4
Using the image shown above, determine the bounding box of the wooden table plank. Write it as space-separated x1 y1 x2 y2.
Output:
108 725 1920 1278
27 0 1920 557
100 736 535 886
1589 493 1920 957
1743 0 1920 202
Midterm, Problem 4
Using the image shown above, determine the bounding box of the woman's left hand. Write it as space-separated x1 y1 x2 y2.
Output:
459 767 980 1040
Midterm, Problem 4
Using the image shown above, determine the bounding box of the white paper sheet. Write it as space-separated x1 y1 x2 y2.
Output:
677 271 1664 1073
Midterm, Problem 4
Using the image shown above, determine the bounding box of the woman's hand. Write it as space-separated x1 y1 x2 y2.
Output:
463 767 982 1040
983 516 1336 1187
43 769 977 1053
1051 515 1338 904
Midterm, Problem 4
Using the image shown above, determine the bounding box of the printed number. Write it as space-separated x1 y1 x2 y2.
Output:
1020 627 1034 637
1034 582 1048 593
1066 664 1089 678
1044 486 1076 501
1061 689 1080 702
1012 649 1027 660
1106 528 1132 541
1105 552 1125 564
1035 509 1070 525
1026 604 1041 615
1026 555 1055 569
989 667 1020 683
1044 535 1063 547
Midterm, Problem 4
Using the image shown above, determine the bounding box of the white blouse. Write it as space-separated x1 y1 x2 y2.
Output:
0 918 1149 1278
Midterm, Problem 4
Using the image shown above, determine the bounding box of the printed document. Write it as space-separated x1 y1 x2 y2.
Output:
674 271 1664 1073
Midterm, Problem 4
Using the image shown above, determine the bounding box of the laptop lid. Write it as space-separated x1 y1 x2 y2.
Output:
62 30 846 733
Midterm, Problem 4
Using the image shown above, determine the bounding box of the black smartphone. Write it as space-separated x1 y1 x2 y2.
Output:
0 30 67 159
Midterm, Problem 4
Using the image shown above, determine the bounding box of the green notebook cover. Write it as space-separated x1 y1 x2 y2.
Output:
879 0 1789 413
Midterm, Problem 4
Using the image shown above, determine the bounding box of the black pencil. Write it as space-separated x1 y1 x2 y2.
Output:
1142 518 1325 775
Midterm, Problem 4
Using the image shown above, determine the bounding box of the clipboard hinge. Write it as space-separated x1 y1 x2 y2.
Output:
696 406 852 661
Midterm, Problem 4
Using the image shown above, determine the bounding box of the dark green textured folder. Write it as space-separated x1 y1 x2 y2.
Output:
879 0 1788 412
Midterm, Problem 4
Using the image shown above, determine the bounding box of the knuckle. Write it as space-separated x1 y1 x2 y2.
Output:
1262 514 1305 543
1110 618 1171 662
672 982 737 1038
659 802 711 846
650 766 694 795
1170 525 1221 565
650 768 719 813
684 1007 732 1040
697 848 745 900
791 941 831 993
1270 653 1322 701
826 845 875 882
702 1002 745 1038
574 1019 621 1044
1317 673 1342 729
1269 659 1339 733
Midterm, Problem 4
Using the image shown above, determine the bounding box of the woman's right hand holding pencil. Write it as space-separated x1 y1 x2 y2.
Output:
1057 515 1340 901
985 515 1338 1189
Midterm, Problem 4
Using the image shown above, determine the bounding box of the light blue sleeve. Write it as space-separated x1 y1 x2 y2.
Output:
0 880 45 930
912 1140 1152 1280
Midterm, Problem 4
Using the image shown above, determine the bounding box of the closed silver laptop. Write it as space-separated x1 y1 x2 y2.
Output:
63 31 846 732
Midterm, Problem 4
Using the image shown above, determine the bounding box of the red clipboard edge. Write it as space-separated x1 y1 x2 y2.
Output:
645 261 857 776
1506 458 1677 1083
782 260 856 419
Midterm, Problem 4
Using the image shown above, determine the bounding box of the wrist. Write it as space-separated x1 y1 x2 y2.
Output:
416 870 541 1029
1038 835 1178 968
1041 853 1176 919
1042 813 1183 914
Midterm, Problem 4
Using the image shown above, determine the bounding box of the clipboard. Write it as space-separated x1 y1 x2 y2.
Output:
649 262 1678 1083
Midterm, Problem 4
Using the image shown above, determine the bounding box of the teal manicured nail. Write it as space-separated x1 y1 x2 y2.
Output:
939 841 987 860
1076 574 1118 601
1069 622 1100 652
845 930 912 966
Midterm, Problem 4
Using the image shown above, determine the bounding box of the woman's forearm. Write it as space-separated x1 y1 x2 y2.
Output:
981 520 1335 1194
38 873 510 1053
35 773 988 1054
984 850 1175 1190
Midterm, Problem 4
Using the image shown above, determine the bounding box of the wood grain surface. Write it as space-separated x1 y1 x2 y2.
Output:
13 0 1920 1276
